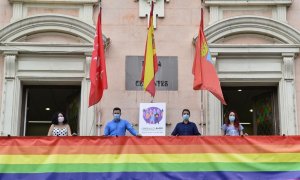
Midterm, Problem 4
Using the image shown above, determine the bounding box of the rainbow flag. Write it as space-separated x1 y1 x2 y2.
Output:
1 136 300 179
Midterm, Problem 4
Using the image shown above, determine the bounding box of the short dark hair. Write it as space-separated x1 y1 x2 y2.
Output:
51 112 68 125
113 107 121 113
182 109 190 116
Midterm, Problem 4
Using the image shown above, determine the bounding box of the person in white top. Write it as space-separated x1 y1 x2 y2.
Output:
47 112 72 136
222 110 244 136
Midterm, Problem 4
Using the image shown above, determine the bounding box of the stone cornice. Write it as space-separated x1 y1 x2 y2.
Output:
9 0 97 4
204 0 292 6
0 42 93 54
208 44 299 55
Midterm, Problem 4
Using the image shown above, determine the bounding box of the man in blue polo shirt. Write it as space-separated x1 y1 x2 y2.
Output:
104 107 141 136
171 109 201 136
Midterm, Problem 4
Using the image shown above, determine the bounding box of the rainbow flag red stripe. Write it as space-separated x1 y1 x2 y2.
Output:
1 136 300 179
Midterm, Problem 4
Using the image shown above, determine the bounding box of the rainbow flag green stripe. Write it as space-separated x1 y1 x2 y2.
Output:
1 162 300 173
1 136 300 179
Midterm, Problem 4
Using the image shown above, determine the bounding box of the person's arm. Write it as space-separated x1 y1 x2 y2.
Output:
66 124 72 136
239 124 244 136
47 124 54 136
125 121 138 136
104 123 110 136
221 124 227 136
193 123 201 135
240 130 244 136
171 124 179 136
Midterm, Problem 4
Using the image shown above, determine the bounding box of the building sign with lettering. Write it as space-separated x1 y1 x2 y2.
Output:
125 56 178 91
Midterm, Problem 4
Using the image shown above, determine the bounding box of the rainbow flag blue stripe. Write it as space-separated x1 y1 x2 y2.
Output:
1 136 300 179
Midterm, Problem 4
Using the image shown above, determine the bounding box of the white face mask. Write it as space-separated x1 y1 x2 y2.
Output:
58 117 64 123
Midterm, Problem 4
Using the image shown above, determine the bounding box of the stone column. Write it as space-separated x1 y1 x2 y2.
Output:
278 53 297 135
79 55 96 135
205 53 222 135
0 52 20 136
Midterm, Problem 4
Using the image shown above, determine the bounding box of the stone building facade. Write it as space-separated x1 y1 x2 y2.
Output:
0 0 299 136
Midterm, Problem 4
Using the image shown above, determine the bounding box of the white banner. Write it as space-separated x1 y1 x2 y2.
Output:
139 103 166 136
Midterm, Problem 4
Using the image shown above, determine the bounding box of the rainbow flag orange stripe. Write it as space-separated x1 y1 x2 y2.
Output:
1 136 300 179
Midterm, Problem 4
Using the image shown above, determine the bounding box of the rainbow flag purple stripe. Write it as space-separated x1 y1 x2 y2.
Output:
1 136 300 179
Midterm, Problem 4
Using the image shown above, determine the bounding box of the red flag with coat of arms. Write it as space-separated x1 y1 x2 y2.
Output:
192 8 226 105
89 7 108 107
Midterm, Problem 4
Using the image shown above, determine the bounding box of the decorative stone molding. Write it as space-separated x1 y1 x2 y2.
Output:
9 0 97 3
85 55 92 79
204 16 300 44
282 53 295 80
209 6 220 25
272 5 287 23
9 0 97 24
11 2 23 23
3 53 17 79
138 0 170 28
0 43 93 54
204 0 292 24
0 15 110 48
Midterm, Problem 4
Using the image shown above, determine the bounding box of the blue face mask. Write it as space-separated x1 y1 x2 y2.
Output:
229 115 235 122
182 114 190 121
114 114 121 121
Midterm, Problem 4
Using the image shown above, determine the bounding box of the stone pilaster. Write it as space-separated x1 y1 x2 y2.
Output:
79 55 96 135
279 53 297 135
0 53 19 136
209 6 220 25
11 2 23 22
205 53 222 135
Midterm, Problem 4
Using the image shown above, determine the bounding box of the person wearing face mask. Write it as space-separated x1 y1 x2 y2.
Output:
222 110 244 136
171 109 201 136
47 112 72 136
104 107 141 136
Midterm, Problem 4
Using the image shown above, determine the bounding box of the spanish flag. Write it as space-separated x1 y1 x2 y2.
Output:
141 1 158 97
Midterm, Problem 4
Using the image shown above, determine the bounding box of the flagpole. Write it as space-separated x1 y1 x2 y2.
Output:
199 7 203 136
95 0 101 136
200 7 204 136
150 0 155 104
150 0 153 104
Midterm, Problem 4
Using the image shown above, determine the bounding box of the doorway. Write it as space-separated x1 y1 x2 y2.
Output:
222 86 279 135
21 85 81 136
